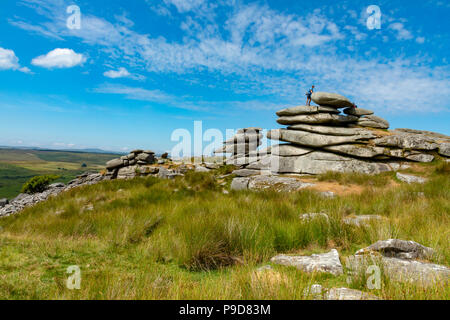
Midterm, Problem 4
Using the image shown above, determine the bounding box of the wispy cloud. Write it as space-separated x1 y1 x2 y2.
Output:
0 47 31 73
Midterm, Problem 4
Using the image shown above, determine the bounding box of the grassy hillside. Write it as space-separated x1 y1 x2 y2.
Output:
0 149 120 199
0 162 448 300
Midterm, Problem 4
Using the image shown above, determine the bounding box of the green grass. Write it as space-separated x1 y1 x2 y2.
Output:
0 166 448 300
317 171 394 187
0 148 120 199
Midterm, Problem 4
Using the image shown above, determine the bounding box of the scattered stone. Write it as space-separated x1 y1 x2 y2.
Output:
311 92 354 108
232 169 261 177
247 175 314 192
195 166 210 173
343 215 385 227
320 191 336 198
355 239 434 260
396 173 427 184
271 249 343 276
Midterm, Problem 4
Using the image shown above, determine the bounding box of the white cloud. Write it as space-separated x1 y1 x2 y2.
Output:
388 22 414 40
0 47 31 73
416 36 426 44
104 67 131 79
31 48 86 69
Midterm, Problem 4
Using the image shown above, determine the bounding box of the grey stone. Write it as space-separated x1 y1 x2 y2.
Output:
106 158 124 170
343 107 374 116
232 169 261 177
49 183 65 189
144 150 155 154
224 133 263 144
271 249 343 275
346 255 449 287
311 92 354 108
396 173 427 184
304 284 380 300
158 167 181 179
131 149 143 154
320 191 336 198
271 144 313 157
214 142 260 154
276 105 339 116
276 151 392 175
247 175 314 192
438 143 450 157
277 113 358 125
355 239 434 260
324 144 387 158
136 153 155 163
236 127 263 134
267 129 372 148
204 162 221 169
357 115 390 129
117 166 139 180
406 153 434 163
231 177 250 190
127 153 136 160
246 155 273 170
374 134 438 150
226 155 261 166
288 124 377 137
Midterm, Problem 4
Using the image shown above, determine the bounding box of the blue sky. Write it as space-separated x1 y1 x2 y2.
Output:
0 0 449 153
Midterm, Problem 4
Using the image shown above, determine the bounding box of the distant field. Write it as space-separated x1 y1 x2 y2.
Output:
0 149 120 199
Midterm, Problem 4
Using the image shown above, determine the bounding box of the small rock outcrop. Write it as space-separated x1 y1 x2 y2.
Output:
106 150 156 177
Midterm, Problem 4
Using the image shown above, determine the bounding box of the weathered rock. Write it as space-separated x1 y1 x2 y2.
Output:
311 92 354 108
343 215 385 227
158 167 181 179
304 284 380 300
288 124 377 137
271 249 343 275
246 155 272 170
271 144 313 157
106 158 124 170
247 175 314 192
232 169 261 177
204 162 221 170
127 153 136 160
355 239 434 260
357 115 390 129
267 129 372 148
277 113 358 126
230 177 250 190
276 105 339 116
396 173 427 184
144 150 155 154
136 152 155 163
276 151 392 175
438 143 450 157
324 144 387 158
343 107 374 116
131 149 143 154
49 183 65 189
117 166 139 179
374 134 438 150
226 154 261 166
406 153 434 163
346 255 449 287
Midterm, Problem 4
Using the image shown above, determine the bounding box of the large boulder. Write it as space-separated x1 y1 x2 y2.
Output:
276 105 339 116
106 158 124 170
355 239 434 260
288 124 377 137
275 151 392 175
324 144 387 158
271 249 343 275
136 152 155 164
311 92 354 108
439 143 450 157
277 113 358 126
357 115 390 129
247 175 314 192
267 129 373 148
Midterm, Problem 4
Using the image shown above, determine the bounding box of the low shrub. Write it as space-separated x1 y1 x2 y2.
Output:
21 175 60 194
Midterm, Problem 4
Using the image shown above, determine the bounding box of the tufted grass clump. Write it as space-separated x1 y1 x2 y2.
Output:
20 175 61 194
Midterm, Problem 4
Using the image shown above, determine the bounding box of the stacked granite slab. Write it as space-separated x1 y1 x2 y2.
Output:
249 92 450 175
214 128 266 167
106 149 156 179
